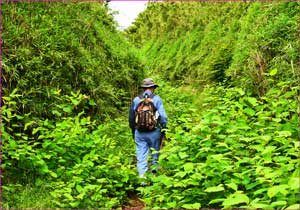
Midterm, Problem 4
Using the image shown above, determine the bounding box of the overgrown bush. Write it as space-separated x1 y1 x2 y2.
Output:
2 2 144 121
139 80 299 209
127 2 299 94
3 2 300 208
2 90 138 208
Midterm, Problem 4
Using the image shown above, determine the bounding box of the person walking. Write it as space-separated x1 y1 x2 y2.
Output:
129 78 167 179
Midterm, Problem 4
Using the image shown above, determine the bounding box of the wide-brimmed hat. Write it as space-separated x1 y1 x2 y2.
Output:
140 78 159 88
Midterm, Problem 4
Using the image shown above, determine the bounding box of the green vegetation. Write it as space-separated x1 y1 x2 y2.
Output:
127 2 299 95
3 90 138 208
2 1 299 209
2 2 143 121
140 80 299 209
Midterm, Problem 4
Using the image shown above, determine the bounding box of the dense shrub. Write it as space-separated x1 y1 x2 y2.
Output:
2 2 299 209
2 2 144 121
127 2 299 94
2 90 138 208
139 81 299 209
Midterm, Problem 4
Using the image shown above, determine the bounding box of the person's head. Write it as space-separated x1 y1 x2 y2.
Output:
140 78 159 92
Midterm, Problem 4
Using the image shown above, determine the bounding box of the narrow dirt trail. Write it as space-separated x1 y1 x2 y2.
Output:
123 193 145 210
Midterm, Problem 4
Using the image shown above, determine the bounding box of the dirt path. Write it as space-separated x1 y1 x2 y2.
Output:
122 192 145 210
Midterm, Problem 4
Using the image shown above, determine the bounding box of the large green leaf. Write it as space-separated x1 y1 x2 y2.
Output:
222 193 250 207
205 185 225 193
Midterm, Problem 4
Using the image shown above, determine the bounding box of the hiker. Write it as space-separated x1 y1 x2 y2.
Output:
129 78 167 179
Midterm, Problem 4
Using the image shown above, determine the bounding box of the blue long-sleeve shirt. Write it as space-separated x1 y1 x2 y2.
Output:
129 90 167 132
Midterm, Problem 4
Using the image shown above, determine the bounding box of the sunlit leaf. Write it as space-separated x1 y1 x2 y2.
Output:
205 185 224 192
40 164 49 173
267 185 289 198
272 201 288 208
76 184 83 193
49 171 58 178
222 193 250 207
247 97 257 107
286 204 300 210
243 108 256 116
269 68 278 76
226 183 238 191
183 162 194 172
182 203 201 209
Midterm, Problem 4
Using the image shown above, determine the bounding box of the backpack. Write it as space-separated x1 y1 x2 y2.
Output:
134 93 157 132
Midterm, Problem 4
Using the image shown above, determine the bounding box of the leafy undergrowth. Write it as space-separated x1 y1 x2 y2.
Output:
138 81 300 209
2 80 299 209
2 81 198 208
2 90 138 208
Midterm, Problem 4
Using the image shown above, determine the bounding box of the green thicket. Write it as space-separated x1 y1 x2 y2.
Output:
126 2 299 209
140 80 299 209
2 2 144 208
2 1 300 209
126 2 299 96
3 2 144 122
3 91 138 208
